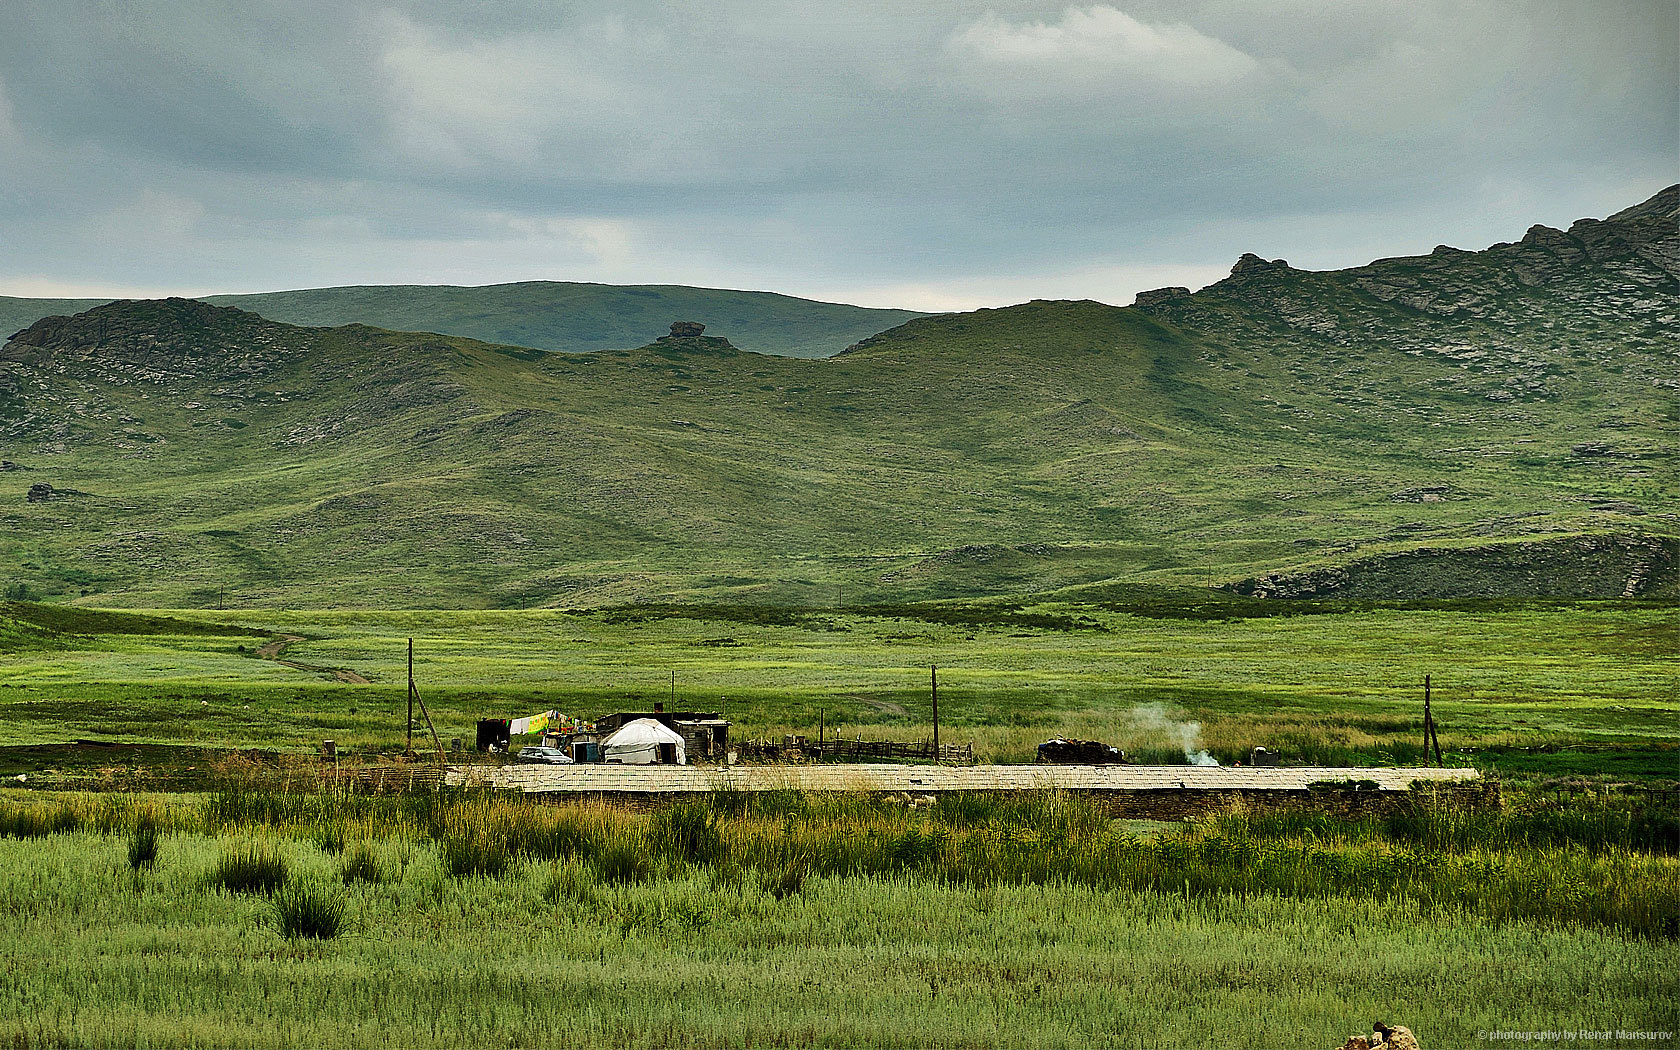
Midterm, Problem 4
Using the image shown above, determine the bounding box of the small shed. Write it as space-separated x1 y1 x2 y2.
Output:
601 718 687 765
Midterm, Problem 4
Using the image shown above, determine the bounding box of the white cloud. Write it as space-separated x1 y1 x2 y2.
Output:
946 5 1259 88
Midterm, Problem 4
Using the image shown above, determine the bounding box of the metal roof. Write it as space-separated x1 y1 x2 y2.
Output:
446 763 1479 794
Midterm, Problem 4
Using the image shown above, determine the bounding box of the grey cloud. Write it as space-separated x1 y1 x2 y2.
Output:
0 1 1673 308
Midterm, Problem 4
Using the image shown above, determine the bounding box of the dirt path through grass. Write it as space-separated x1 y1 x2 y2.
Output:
845 693 908 717
255 635 370 684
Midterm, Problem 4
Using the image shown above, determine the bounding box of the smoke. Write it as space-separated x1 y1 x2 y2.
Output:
1128 702 1220 766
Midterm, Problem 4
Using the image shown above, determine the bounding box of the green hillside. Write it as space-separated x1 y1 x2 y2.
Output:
0 189 1674 608
1 282 926 360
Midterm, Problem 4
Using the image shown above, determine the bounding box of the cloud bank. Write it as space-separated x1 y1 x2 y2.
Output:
0 1 1672 310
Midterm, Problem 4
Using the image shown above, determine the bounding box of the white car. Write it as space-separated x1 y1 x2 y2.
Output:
515 745 575 765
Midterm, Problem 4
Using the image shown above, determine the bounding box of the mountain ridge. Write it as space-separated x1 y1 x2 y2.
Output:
1 188 1674 608
0 281 926 361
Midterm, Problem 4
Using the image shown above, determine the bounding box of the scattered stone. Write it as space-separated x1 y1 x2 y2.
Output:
1572 442 1628 458
0 460 19 471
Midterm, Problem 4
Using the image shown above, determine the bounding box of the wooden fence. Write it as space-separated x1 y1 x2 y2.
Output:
737 738 976 765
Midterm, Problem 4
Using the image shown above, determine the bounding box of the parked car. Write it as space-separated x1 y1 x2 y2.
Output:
515 745 575 765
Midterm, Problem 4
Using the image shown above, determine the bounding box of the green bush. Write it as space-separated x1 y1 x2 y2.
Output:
273 881 346 940
441 834 509 879
651 801 725 866
541 860 599 907
0 801 80 839
211 843 288 895
338 843 384 884
127 819 159 871
590 840 651 885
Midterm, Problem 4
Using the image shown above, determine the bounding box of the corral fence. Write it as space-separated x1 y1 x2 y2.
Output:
738 738 976 765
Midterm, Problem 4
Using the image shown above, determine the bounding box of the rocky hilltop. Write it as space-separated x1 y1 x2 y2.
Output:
0 191 1674 607
1135 185 1678 405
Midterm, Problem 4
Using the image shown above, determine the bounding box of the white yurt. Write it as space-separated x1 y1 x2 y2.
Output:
601 718 686 765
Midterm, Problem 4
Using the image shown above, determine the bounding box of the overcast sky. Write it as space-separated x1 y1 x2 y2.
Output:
0 1 1673 311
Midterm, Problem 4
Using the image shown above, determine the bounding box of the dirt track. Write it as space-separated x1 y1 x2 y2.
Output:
256 634 370 684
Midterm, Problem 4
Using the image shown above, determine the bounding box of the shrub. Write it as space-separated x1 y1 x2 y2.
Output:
273 881 346 940
441 834 509 879
542 860 599 907
211 843 288 895
315 824 345 855
0 801 80 839
127 819 159 871
768 859 808 900
338 843 384 885
651 801 725 866
590 840 652 885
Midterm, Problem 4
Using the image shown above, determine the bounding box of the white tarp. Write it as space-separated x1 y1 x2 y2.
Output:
601 718 686 765
509 709 558 736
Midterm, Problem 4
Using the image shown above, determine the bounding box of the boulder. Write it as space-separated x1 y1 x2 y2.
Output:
667 321 706 338
1337 1022 1419 1050
25 482 52 503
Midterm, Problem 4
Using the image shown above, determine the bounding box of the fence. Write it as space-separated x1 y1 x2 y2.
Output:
737 738 975 765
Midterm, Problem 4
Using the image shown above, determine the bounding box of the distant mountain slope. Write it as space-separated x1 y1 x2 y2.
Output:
0 189 1674 608
0 297 111 343
2 282 926 359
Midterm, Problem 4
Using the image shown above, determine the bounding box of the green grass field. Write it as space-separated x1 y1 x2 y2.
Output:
0 788 1673 1049
2 599 1673 781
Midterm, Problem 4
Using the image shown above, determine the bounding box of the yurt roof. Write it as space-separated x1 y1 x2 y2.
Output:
603 718 685 746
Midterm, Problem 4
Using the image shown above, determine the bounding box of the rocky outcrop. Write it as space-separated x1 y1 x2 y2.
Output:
1336 1023 1420 1050
649 320 739 355
1 298 311 384
1131 185 1680 401
25 482 52 502
1227 533 1678 600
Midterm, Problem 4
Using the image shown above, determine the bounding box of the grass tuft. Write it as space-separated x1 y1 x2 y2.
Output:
273 880 346 940
126 818 159 871
210 842 288 895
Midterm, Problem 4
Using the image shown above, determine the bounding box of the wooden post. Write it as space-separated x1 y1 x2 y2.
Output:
931 665 939 754
670 670 676 708
407 638 415 755
1425 674 1444 766
819 708 825 760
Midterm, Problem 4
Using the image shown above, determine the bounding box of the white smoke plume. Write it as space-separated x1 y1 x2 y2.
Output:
1128 703 1219 766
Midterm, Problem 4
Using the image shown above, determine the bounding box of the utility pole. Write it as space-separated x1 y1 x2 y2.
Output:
1424 674 1443 766
670 669 676 708
931 665 939 754
407 638 415 756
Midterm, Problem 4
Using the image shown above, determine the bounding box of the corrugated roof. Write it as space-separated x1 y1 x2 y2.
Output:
446 763 1479 794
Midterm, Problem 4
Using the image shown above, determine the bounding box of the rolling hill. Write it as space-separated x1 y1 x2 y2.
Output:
0 282 926 360
0 188 1674 608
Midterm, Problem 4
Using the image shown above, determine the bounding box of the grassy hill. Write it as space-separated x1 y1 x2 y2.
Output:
1 282 926 360
0 188 1674 607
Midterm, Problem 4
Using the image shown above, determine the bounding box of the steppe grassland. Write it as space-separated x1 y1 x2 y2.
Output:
0 788 1674 1049
0 602 1672 770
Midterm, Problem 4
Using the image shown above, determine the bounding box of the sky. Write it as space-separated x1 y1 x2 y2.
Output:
0 1 1674 312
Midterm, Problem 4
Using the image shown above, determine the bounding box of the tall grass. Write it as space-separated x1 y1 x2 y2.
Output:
272 881 346 940
209 842 288 895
